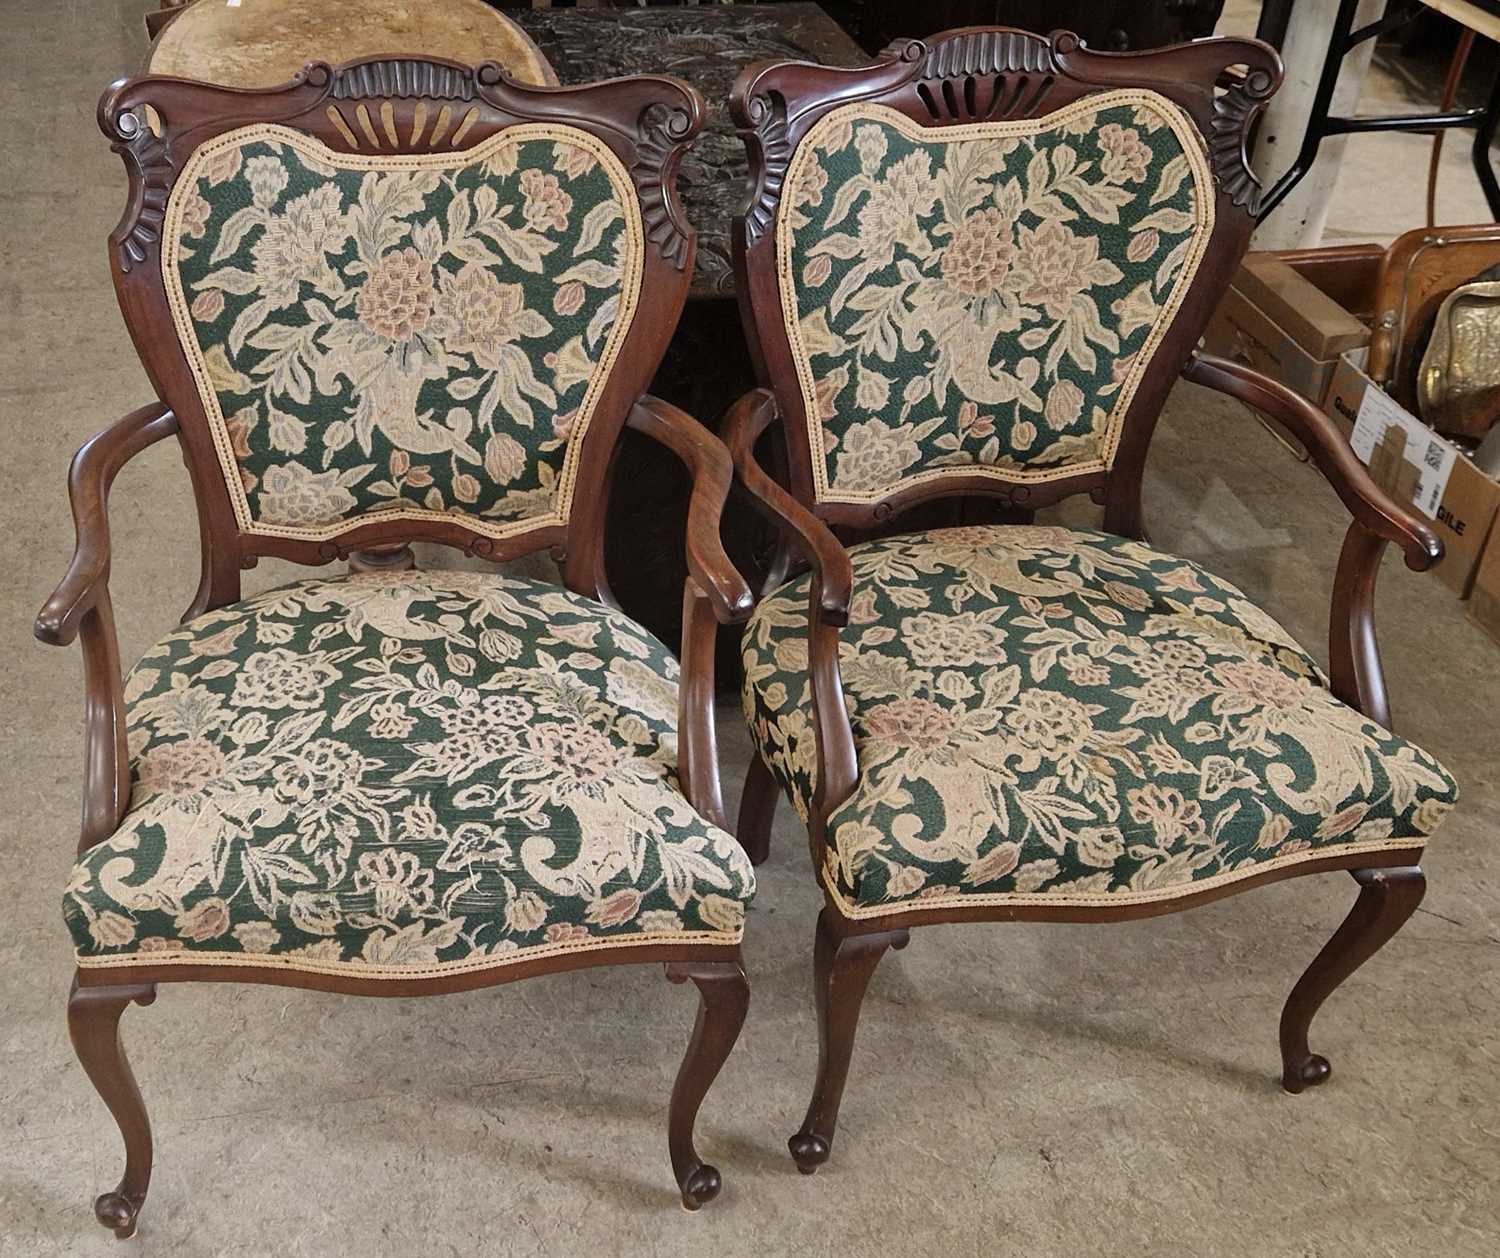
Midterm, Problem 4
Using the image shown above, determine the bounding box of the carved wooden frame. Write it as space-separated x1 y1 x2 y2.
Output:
37 58 754 1229
732 26 1281 534
725 28 1443 1174
101 56 703 589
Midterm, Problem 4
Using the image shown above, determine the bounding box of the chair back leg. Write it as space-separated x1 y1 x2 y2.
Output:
736 752 780 867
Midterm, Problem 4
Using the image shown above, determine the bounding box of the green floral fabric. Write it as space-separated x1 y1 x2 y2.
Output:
166 126 639 539
779 96 1211 501
66 570 754 975
741 526 1455 914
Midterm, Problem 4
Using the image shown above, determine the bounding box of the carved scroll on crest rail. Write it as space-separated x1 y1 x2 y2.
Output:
106 111 174 273
633 102 697 271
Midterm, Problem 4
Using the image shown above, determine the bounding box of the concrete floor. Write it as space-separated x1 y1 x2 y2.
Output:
3 3 1498 1255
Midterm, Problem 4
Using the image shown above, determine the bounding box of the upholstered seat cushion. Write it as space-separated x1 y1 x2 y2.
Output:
66 570 754 977
741 526 1456 917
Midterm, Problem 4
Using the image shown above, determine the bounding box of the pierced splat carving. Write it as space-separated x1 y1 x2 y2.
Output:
735 28 1281 260
311 59 486 152
1208 66 1277 213
322 100 481 150
741 91 791 246
633 103 697 271
913 70 1059 123
103 109 174 273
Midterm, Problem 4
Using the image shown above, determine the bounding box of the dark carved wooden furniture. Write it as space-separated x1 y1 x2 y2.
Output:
853 1 1227 53
140 1 866 685
37 58 756 1234
726 27 1459 1174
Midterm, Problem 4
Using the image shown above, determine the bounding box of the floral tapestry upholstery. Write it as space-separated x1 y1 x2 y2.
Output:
66 570 754 977
741 526 1455 918
776 95 1214 503
163 124 643 542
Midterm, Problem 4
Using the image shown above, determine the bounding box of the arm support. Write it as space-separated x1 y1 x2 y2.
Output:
1183 353 1442 571
720 388 853 625
677 581 729 830
624 396 751 831
1182 354 1440 729
627 395 753 626
1328 521 1394 729
35 403 178 850
722 389 858 827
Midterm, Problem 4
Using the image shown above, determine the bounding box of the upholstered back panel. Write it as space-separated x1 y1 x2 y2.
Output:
777 93 1214 503
163 123 643 541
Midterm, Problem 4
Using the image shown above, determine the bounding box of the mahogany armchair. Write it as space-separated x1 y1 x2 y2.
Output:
37 58 756 1233
724 28 1458 1173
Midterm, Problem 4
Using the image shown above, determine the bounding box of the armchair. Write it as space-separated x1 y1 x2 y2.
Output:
725 27 1458 1175
38 57 754 1234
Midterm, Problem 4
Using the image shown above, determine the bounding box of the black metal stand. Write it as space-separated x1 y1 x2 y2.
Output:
1255 0 1500 221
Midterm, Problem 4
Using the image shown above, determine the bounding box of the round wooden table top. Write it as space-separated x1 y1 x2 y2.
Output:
149 0 557 88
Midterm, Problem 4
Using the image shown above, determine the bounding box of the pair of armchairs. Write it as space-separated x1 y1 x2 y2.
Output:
38 32 1457 1236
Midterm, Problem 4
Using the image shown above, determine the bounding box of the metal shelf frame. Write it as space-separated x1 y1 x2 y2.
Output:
1253 0 1500 221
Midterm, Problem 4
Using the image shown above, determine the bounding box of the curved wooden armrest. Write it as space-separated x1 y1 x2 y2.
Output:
720 388 853 626
1182 355 1433 730
627 395 753 626
722 388 859 825
1184 354 1442 572
35 402 177 851
35 403 178 646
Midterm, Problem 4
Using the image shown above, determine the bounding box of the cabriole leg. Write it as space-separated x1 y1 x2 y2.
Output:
664 959 750 1210
1280 866 1425 1093
67 974 158 1238
789 908 908 1174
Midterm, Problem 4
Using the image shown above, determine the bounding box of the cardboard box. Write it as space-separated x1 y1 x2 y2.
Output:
1234 255 1370 362
1273 242 1386 322
1323 357 1500 598
1207 248 1500 611
1202 285 1345 413
1203 253 1374 408
1203 253 1377 458
1469 525 1500 645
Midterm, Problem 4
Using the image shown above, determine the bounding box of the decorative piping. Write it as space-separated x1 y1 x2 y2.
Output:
825 835 1430 920
159 123 646 544
77 927 741 979
773 94 1217 503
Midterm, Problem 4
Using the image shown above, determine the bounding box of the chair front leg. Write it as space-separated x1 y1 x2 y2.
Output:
736 752 779 867
664 958 750 1210
1280 866 1425 1093
789 907 908 1175
67 974 157 1238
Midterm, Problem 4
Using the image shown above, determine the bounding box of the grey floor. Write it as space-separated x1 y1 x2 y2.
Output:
3 3 1498 1255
